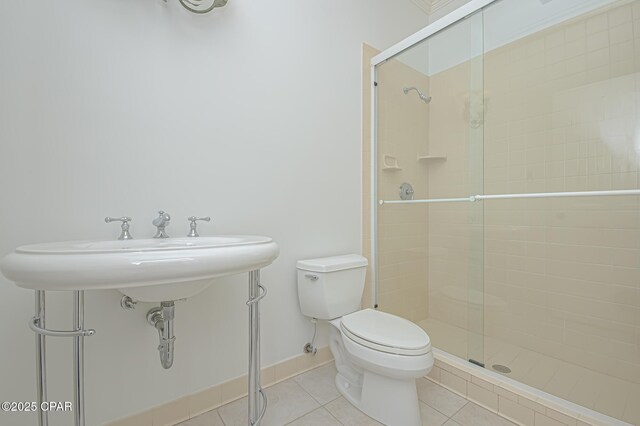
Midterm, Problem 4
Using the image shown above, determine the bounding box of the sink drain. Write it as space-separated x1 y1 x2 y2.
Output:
492 364 511 374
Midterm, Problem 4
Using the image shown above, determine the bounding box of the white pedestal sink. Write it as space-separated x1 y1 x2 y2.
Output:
0 234 279 426
1 235 279 301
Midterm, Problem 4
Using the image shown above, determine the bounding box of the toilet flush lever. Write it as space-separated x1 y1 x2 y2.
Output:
305 274 319 281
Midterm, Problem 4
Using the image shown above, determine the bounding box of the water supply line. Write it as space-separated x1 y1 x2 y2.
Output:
147 302 176 369
303 318 318 355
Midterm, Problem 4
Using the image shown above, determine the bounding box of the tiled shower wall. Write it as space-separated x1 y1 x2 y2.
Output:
426 0 640 385
481 0 640 384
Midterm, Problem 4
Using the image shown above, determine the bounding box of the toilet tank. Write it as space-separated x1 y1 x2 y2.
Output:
297 254 368 320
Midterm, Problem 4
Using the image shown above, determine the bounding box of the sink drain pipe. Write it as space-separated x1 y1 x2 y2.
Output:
147 302 175 369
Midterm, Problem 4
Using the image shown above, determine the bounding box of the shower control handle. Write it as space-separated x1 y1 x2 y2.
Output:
399 182 414 200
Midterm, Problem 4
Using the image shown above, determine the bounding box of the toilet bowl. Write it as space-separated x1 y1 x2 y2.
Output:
297 255 433 426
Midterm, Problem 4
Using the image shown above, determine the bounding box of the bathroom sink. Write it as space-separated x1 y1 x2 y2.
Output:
0 235 279 302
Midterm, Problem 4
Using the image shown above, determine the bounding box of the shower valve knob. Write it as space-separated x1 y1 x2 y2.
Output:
399 182 414 201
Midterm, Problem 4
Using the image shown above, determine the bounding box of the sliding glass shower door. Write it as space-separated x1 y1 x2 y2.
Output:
372 0 640 423
480 0 640 422
373 9 485 366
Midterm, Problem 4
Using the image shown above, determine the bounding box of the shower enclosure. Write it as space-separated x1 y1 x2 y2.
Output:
370 0 640 424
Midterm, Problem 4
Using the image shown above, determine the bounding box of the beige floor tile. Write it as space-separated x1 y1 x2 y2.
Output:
293 363 340 405
417 378 468 417
286 407 342 426
593 376 630 421
443 420 463 426
218 380 319 426
506 349 542 382
420 401 449 426
324 397 383 426
623 400 640 425
544 364 584 401
453 402 517 426
177 409 224 426
568 373 599 410
520 355 561 391
622 382 640 424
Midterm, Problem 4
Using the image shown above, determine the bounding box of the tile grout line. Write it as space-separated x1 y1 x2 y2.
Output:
421 398 460 420
419 377 470 420
447 400 469 421
218 409 227 426
190 362 528 426
319 403 347 426
282 381 324 425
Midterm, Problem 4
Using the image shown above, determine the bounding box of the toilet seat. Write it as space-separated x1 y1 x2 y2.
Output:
340 309 431 356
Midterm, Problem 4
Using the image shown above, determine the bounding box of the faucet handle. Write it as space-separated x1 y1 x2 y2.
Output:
152 211 171 238
155 211 171 223
187 216 211 237
105 216 133 240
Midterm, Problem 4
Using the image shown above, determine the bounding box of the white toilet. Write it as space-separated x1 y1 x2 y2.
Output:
297 254 433 426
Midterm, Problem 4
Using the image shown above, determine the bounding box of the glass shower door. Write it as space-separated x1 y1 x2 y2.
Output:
480 0 640 422
373 9 485 366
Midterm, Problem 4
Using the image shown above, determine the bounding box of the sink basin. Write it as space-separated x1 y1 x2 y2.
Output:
0 235 279 302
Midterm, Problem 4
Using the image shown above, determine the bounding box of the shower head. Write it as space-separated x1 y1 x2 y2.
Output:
403 86 432 104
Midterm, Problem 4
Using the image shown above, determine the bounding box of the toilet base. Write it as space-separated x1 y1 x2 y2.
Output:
335 370 422 426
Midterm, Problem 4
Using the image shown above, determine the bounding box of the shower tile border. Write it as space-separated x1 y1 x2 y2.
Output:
430 349 631 426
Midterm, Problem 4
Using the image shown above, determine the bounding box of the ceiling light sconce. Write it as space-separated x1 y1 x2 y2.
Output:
169 0 229 14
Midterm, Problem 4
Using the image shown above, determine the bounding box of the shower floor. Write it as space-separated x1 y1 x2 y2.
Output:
418 318 640 425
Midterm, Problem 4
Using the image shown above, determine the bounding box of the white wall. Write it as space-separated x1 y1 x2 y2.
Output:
0 1 427 424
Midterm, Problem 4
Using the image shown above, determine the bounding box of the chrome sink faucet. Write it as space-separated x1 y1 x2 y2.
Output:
152 211 171 238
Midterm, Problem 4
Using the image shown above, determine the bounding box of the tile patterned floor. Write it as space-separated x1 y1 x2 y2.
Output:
177 362 516 426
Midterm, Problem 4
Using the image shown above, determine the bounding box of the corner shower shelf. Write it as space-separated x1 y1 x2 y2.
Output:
382 155 402 171
417 154 447 162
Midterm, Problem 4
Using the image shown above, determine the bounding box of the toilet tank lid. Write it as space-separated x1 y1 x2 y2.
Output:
297 254 368 272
